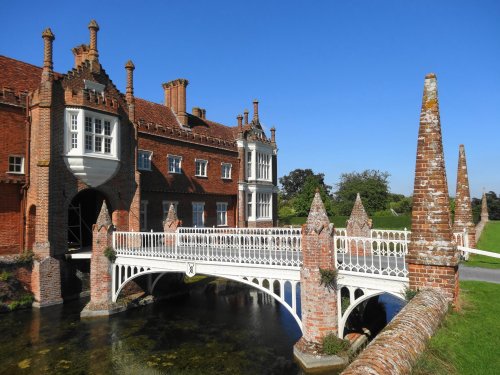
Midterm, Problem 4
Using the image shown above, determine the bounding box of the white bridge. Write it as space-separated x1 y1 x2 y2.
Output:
112 226 457 336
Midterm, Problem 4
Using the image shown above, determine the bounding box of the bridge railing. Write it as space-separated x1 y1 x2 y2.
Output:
113 227 302 267
334 234 409 278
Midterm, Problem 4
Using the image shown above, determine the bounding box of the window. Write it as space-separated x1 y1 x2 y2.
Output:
138 150 152 171
140 200 148 231
8 156 24 174
84 115 113 154
221 163 232 179
168 155 182 174
195 159 208 177
247 193 253 219
65 108 119 158
192 202 204 227
256 193 271 219
217 202 228 226
257 152 271 180
162 201 178 221
247 151 253 179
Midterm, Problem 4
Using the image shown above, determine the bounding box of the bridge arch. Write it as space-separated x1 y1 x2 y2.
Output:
112 264 303 332
338 289 405 338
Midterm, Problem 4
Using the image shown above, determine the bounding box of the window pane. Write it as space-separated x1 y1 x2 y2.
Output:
85 117 92 133
71 133 78 149
104 138 111 153
104 121 111 135
95 119 102 134
95 136 102 152
85 135 93 151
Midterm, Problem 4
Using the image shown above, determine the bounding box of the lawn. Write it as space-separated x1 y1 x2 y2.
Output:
412 281 500 375
279 215 411 230
463 221 500 269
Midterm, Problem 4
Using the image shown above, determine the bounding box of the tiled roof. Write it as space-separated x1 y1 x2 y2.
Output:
0 55 238 143
0 55 63 94
135 98 238 143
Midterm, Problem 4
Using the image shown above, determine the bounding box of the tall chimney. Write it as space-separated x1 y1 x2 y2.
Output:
244 109 249 124
41 28 55 82
237 114 243 128
88 20 99 62
192 107 202 117
270 127 276 143
253 99 259 122
162 79 189 126
201 108 206 119
125 60 135 105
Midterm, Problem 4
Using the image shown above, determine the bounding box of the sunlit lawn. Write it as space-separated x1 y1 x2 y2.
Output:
463 221 500 269
412 281 500 375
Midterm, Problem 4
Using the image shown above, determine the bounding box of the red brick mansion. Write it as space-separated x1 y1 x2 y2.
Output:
0 21 278 304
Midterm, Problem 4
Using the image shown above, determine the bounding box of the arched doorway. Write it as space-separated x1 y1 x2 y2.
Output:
68 189 111 251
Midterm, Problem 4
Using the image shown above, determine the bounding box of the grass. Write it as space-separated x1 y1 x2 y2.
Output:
412 281 500 375
279 215 410 229
463 221 500 269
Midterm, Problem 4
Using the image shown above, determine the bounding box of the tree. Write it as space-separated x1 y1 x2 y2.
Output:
279 169 332 200
334 170 390 215
292 176 334 216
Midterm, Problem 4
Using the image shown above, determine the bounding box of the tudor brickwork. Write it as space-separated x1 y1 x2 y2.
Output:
407 73 459 304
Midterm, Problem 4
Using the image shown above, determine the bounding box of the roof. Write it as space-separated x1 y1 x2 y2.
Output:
135 98 238 143
0 55 239 143
0 55 62 94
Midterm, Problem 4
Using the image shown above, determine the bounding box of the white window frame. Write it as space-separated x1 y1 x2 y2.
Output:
256 193 271 219
192 202 205 228
256 152 271 181
8 155 24 174
195 159 208 177
168 154 182 174
138 150 152 171
216 202 228 226
162 201 178 221
64 108 119 159
246 192 253 220
246 151 253 179
221 163 232 179
140 200 148 231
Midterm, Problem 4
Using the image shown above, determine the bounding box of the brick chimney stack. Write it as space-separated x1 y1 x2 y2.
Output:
244 109 249 125
452 144 476 248
201 108 206 119
41 28 55 82
125 60 135 105
88 20 99 62
162 79 189 126
407 73 459 304
72 45 90 68
237 114 243 129
270 127 276 143
252 99 259 122
192 107 202 117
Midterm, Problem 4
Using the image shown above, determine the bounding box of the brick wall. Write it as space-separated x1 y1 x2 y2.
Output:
341 289 449 375
0 184 22 254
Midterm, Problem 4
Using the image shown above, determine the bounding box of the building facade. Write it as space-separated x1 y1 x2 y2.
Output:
0 21 278 303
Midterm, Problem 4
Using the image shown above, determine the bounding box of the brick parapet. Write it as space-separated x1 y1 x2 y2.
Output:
341 289 449 375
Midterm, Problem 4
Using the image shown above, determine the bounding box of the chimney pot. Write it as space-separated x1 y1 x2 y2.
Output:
237 114 243 128
125 60 135 104
253 99 259 121
243 109 249 124
201 108 206 119
41 28 55 81
88 20 99 63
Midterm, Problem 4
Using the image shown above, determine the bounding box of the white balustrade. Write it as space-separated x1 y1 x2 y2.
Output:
114 227 302 267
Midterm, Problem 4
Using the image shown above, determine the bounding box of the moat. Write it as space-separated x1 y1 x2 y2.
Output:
0 279 403 375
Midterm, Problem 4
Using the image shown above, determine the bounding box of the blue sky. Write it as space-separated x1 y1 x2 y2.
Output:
2 1 499 197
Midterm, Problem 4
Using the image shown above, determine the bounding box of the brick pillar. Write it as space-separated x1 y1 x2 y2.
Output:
452 145 476 248
163 203 181 247
295 190 337 351
346 193 372 255
407 73 459 305
81 203 122 317
31 27 63 308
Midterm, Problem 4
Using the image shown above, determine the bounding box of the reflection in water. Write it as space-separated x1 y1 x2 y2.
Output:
0 281 302 375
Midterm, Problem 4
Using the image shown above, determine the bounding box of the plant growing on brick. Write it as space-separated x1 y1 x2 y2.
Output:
104 247 117 263
0 271 12 282
403 285 418 302
16 250 36 265
322 333 350 355
319 268 338 291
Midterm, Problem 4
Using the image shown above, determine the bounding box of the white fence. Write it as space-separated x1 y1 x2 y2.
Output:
114 227 302 267
113 227 478 280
